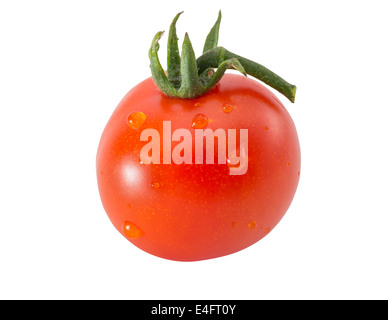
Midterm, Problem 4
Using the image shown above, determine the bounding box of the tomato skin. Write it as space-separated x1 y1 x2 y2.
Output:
97 74 300 261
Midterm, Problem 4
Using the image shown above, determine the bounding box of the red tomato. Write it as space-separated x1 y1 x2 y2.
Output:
96 74 300 261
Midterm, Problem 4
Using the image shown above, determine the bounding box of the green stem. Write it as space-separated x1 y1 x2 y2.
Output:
196 47 296 103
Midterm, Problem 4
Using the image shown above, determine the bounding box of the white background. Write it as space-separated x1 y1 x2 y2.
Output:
1 0 387 300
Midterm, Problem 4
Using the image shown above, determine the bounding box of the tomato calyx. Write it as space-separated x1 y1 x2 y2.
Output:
149 11 297 102
149 11 246 99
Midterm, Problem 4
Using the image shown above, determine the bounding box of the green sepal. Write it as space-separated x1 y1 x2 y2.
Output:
177 33 202 98
203 10 222 53
148 31 177 97
199 58 247 91
167 11 183 89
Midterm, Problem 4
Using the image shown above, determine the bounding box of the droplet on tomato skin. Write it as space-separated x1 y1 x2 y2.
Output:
232 221 238 228
227 138 248 176
264 227 271 234
248 221 257 230
264 125 269 131
127 112 146 129
122 221 145 239
222 103 233 113
286 162 291 167
151 181 161 189
227 157 240 168
191 114 209 129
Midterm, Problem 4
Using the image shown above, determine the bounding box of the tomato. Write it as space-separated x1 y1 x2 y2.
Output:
96 73 300 261
97 11 300 261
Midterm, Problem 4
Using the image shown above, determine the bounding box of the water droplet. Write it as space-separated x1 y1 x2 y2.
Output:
232 221 238 228
264 227 271 234
227 157 240 168
127 112 146 129
222 103 233 113
286 162 290 167
122 221 145 239
151 181 160 189
191 114 209 129
248 221 257 230
226 131 249 176
264 125 269 131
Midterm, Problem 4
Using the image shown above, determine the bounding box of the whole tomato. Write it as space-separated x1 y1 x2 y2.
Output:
96 12 300 261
